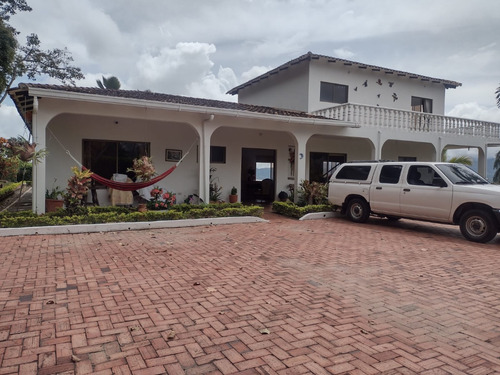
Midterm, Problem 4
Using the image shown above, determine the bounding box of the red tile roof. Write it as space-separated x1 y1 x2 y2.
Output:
9 83 329 119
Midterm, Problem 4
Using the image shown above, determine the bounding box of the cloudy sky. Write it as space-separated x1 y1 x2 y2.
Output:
1 0 500 139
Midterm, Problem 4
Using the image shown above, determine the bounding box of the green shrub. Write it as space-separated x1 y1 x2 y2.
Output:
0 181 22 201
0 203 262 228
272 201 334 219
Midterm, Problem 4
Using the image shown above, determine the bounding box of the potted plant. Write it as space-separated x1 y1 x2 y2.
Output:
45 186 64 212
229 186 238 203
278 191 288 202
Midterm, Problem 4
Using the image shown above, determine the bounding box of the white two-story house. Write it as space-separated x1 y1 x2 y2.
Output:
8 52 500 213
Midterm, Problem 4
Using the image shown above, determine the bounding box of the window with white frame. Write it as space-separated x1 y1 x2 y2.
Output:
411 96 433 113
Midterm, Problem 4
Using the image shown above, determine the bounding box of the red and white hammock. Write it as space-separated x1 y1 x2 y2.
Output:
84 165 178 191
57 138 197 191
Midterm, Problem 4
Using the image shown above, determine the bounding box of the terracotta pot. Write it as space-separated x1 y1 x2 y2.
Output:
137 203 147 212
229 194 238 203
45 199 64 213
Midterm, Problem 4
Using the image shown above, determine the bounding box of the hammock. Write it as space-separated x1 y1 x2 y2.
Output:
51 133 198 191
84 165 177 191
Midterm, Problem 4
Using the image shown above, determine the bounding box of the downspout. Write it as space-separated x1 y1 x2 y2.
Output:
31 96 41 213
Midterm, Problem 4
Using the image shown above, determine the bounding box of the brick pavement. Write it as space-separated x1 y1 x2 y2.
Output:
0 212 499 374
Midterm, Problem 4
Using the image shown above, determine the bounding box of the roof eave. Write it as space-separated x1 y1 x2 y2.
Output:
19 85 356 129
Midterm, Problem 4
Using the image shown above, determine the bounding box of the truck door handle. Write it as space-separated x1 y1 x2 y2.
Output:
375 187 382 190
403 188 410 192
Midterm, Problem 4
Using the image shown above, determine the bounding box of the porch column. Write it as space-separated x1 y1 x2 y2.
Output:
477 146 486 177
32 97 48 214
294 134 309 202
199 115 216 203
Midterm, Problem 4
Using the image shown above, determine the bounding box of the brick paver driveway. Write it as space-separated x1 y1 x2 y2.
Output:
1 213 499 374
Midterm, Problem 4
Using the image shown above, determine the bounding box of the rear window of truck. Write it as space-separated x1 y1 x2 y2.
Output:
335 165 371 180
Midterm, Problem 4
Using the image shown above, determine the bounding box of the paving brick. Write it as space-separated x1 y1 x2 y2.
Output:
0 212 499 374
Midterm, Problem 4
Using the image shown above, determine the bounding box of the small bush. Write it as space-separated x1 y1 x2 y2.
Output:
272 201 334 219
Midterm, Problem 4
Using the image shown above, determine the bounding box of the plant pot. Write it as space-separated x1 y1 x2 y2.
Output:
46 199 64 213
229 194 238 203
137 203 147 212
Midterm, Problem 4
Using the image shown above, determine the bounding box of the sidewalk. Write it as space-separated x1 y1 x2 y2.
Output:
0 212 499 374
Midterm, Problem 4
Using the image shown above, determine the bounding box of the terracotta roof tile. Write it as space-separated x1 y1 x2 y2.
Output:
11 83 328 120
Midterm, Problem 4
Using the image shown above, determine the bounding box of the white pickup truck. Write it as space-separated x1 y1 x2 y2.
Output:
328 161 500 243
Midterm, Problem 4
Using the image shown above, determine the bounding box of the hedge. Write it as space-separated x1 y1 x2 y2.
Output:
272 201 335 219
0 203 264 228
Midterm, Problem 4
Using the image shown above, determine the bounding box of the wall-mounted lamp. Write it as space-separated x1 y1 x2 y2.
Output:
299 153 304 159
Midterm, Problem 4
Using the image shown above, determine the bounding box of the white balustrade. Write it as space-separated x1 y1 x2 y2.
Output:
313 104 500 139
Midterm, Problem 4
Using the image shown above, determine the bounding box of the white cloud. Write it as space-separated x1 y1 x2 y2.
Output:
446 102 500 123
132 42 219 95
241 66 272 83
1 0 499 128
0 105 29 139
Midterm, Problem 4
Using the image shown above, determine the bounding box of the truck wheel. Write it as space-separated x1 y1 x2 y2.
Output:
459 209 497 243
346 198 370 223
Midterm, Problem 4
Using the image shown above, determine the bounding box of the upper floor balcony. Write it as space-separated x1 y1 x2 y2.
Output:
312 103 500 140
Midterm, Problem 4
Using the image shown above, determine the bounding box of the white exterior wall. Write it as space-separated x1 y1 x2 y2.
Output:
308 60 446 114
237 64 310 112
210 127 295 200
46 114 200 205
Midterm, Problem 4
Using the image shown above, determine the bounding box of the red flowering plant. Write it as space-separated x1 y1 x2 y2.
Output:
147 186 176 210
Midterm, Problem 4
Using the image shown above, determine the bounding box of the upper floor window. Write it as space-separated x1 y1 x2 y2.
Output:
411 96 433 113
320 82 348 104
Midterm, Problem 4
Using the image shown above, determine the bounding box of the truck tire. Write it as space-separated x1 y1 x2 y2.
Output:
459 209 497 243
346 198 370 223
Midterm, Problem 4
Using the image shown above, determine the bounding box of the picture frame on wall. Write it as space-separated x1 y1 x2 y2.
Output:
165 149 182 162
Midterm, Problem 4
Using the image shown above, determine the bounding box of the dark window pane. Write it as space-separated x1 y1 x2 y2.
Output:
83 140 150 182
379 165 402 184
210 146 226 163
336 165 371 180
320 82 348 104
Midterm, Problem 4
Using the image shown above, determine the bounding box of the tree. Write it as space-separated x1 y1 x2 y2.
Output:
441 149 472 166
0 20 16 92
96 75 121 90
496 84 500 109
493 150 500 183
0 0 84 105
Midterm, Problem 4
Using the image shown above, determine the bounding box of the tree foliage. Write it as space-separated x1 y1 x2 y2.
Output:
496 84 500 109
493 150 500 183
0 0 31 21
0 0 84 105
96 75 121 90
441 149 472 166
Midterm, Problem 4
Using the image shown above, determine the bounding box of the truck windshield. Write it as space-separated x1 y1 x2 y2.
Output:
436 164 489 185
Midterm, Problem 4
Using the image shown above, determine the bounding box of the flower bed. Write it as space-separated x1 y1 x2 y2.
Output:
0 203 263 228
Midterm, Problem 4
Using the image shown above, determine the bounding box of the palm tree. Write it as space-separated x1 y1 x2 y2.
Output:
441 149 472 166
493 150 500 183
496 84 500 108
96 75 121 90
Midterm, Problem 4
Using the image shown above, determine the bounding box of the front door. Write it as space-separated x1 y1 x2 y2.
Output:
241 148 276 203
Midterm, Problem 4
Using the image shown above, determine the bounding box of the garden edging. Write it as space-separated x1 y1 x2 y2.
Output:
0 216 268 237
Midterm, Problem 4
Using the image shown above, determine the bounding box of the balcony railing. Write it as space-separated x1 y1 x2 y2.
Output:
313 103 500 139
